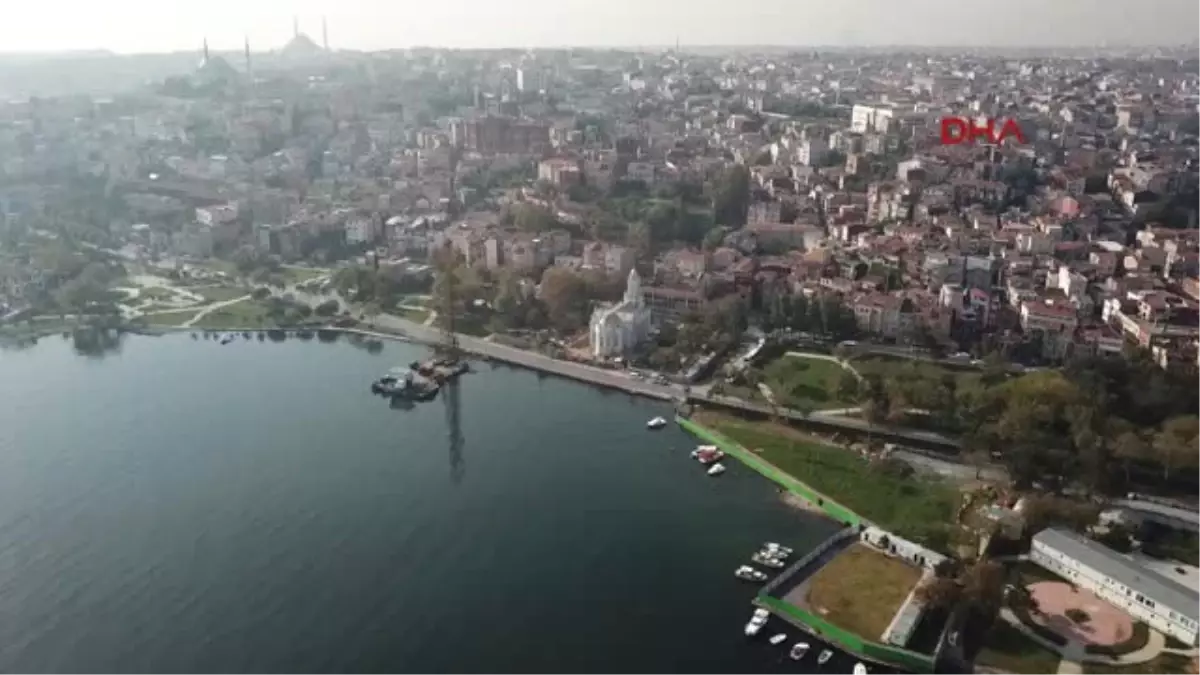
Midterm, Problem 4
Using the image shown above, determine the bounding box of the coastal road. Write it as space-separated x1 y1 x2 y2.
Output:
367 313 682 401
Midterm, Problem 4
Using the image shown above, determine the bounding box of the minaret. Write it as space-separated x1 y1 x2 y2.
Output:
322 16 329 51
244 36 251 76
202 38 209 64
293 16 299 38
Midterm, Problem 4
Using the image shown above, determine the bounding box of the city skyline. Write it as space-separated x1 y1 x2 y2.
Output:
1 0 1197 55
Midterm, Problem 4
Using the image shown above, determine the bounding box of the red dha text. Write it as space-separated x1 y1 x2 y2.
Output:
940 117 1028 145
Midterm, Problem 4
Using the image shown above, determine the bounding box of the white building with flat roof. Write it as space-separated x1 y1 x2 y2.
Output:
1031 528 1199 646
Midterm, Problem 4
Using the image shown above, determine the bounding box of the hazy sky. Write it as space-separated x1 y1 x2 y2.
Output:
2 0 1197 53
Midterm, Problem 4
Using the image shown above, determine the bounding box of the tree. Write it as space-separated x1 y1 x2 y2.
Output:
960 559 1006 616
914 577 965 612
510 204 559 233
963 448 991 480
702 226 729 252
314 299 339 317
1112 426 1149 486
1152 415 1199 482
710 165 750 227
539 267 590 332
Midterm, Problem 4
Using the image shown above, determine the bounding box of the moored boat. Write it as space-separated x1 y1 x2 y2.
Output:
646 416 667 430
751 552 786 568
853 662 868 674
768 633 787 646
817 649 833 665
789 642 810 661
763 542 794 556
734 565 768 582
743 608 769 637
692 448 725 465
707 463 726 476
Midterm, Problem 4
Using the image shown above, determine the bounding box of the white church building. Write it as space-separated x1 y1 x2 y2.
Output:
590 269 652 358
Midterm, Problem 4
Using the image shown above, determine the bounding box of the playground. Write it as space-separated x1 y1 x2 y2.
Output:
1027 581 1134 647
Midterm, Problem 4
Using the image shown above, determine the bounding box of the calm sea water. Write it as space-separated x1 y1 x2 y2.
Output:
0 332 847 673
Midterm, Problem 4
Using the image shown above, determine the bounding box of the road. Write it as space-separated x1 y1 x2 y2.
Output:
367 313 683 401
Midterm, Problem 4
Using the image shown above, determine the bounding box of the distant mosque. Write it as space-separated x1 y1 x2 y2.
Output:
589 269 652 359
280 16 329 60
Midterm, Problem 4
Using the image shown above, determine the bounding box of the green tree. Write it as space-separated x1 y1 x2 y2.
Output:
539 267 590 332
1152 415 1199 482
709 165 750 227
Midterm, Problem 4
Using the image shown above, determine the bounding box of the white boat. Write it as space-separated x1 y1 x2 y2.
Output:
817 649 833 665
743 608 769 637
734 565 768 582
646 417 667 430
853 663 868 675
707 463 726 476
219 334 235 344
757 548 789 562
768 633 787 646
764 542 794 556
696 444 718 452
751 552 786 568
789 642 810 661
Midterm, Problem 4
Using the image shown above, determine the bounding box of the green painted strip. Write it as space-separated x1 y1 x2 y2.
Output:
675 416 863 527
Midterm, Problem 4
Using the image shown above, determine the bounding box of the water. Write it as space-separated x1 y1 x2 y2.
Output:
0 333 845 673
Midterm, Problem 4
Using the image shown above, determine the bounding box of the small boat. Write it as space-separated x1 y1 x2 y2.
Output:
692 448 725 465
790 642 810 661
734 565 767 582
757 548 789 562
817 649 833 665
768 633 787 646
853 663 868 675
751 552 786 568
707 463 726 476
646 417 667 430
764 542 794 556
219 334 234 345
695 444 718 452
743 608 769 637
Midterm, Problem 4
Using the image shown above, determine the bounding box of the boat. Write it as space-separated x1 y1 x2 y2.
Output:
768 633 787 646
707 463 726 476
751 552 786 568
763 538 792 554
695 444 718 452
853 662 868 675
691 448 725 465
817 649 833 665
371 368 439 401
789 642 810 661
743 609 769 637
219 334 234 345
757 547 789 561
734 565 768 582
646 417 667 430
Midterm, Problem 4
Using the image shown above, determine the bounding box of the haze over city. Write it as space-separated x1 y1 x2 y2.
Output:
2 0 1198 54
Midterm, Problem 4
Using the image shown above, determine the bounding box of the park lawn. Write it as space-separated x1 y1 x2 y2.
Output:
396 307 431 323
1083 653 1194 674
144 309 200 326
852 354 983 391
975 621 1062 674
138 286 178 301
192 286 248 303
762 353 857 410
190 300 277 330
281 267 328 284
698 413 960 551
804 544 923 641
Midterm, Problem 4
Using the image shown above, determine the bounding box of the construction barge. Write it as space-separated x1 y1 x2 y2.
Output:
370 356 470 403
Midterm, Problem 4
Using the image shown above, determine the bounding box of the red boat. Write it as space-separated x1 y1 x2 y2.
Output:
691 448 726 465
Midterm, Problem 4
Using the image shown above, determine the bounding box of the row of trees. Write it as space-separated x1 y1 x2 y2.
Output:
759 291 860 341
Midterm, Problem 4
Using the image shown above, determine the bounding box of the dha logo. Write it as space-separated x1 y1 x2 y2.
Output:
940 117 1028 145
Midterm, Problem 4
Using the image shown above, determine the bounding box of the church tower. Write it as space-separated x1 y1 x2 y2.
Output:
623 268 643 307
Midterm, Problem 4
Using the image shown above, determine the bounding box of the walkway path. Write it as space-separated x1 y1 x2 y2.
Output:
181 294 252 328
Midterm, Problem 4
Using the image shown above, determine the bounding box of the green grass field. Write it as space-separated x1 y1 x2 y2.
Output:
762 353 857 409
698 413 960 551
192 286 249 303
189 300 276 329
144 309 200 327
